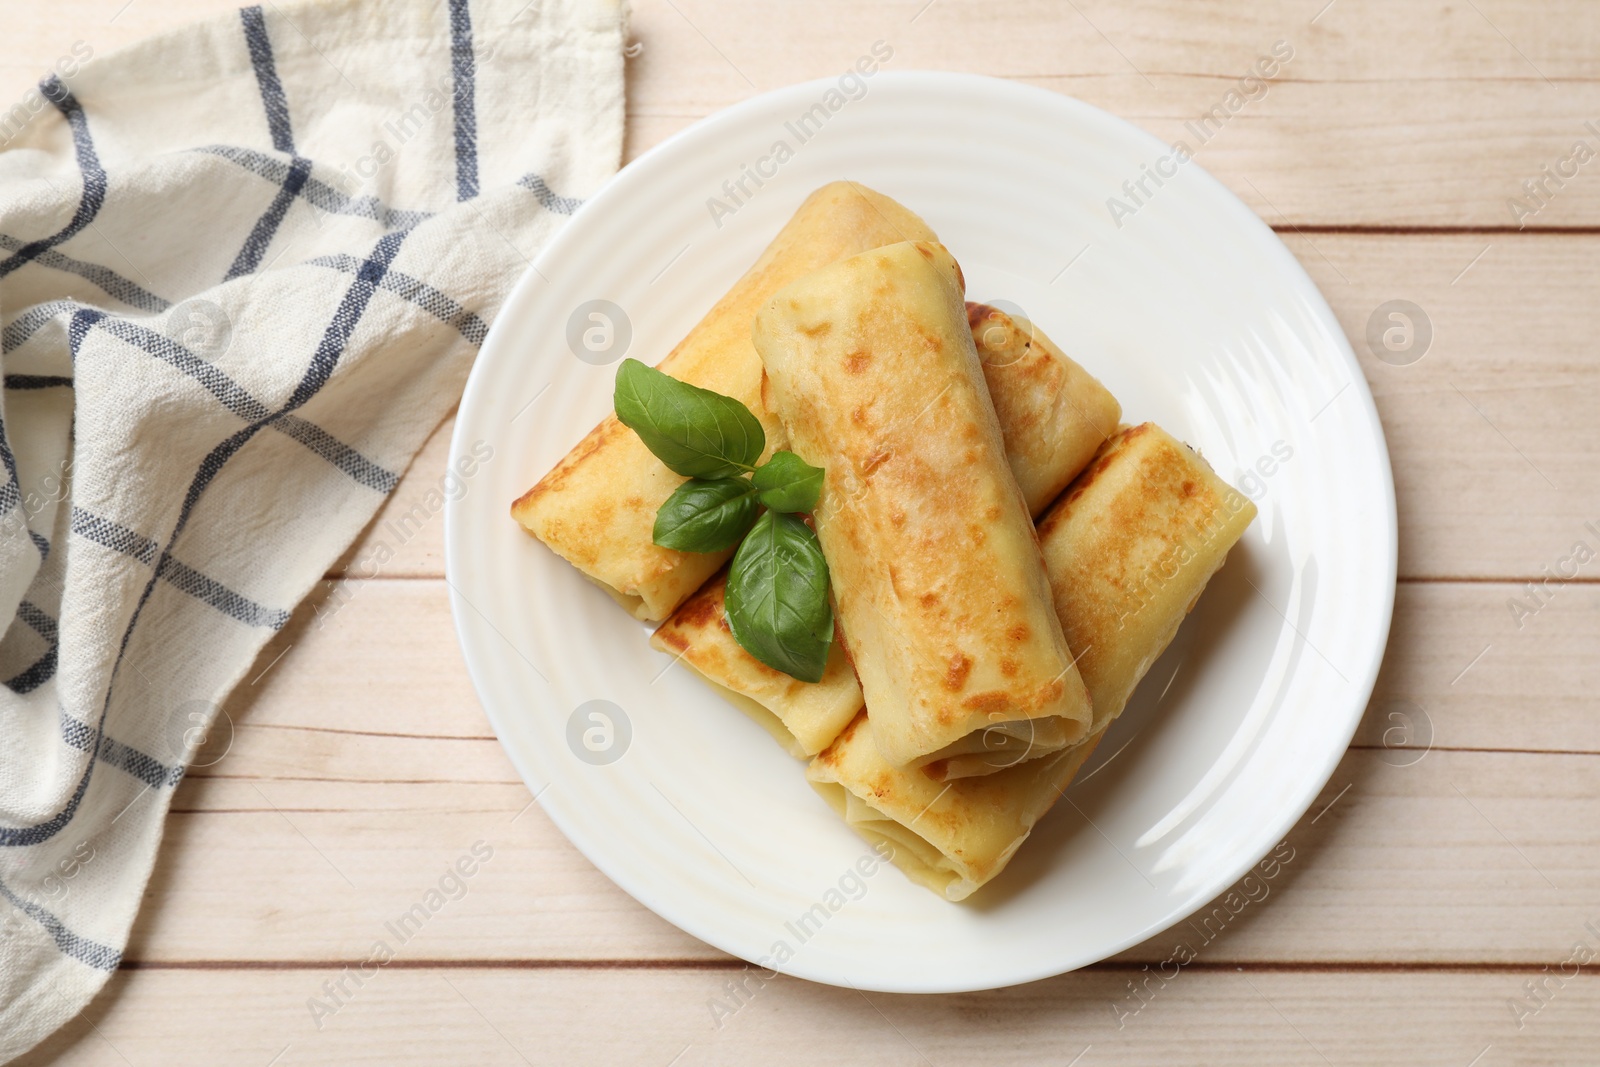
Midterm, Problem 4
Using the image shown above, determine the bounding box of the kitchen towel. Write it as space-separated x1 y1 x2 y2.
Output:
0 0 625 1057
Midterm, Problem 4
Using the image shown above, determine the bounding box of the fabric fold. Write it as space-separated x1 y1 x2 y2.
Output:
0 1 626 1058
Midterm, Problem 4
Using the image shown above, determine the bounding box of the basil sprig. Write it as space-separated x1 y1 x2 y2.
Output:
750 450 824 513
653 477 758 552
724 512 834 683
614 358 832 682
614 358 766 478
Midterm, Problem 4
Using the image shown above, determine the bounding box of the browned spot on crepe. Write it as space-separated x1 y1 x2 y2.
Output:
943 653 974 692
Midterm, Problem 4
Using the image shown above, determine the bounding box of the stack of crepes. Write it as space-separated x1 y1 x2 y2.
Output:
513 183 1257 901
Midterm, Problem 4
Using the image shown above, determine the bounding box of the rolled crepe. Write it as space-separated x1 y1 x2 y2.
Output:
511 182 937 621
753 241 1094 778
1039 423 1258 735
808 423 1257 900
650 567 862 758
812 714 1109 901
650 306 1119 757
967 303 1121 515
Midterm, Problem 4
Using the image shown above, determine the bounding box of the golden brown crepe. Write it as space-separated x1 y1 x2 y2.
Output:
808 423 1257 900
651 305 1119 758
1039 423 1257 735
650 567 862 758
511 182 937 621
752 241 1094 778
812 713 1108 899
966 302 1121 515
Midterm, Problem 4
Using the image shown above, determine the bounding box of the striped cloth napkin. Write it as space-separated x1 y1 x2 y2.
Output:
0 0 625 1057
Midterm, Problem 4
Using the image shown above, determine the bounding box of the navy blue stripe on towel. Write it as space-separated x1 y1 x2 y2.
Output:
448 0 480 201
0 77 106 280
224 154 312 279
241 5 295 153
0 878 121 970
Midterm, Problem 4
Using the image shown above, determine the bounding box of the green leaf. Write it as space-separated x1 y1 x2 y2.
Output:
724 512 834 683
613 358 765 479
652 478 760 553
751 450 825 514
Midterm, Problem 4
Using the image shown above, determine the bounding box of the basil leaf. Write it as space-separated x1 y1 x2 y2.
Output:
652 478 760 552
751 450 825 514
724 511 834 683
614 358 765 479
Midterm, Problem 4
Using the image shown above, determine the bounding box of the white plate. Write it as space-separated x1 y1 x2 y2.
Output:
446 72 1396 993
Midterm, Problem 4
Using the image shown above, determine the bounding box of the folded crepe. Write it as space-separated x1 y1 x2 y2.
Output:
651 566 862 758
966 302 1121 515
808 423 1258 900
1038 423 1258 735
511 182 937 621
811 714 1109 901
752 241 1094 778
651 308 1119 757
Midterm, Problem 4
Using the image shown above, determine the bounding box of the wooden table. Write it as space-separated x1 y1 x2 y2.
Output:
6 1 1599 1063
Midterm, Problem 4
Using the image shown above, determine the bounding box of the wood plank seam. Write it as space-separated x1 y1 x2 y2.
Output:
111 960 1600 975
